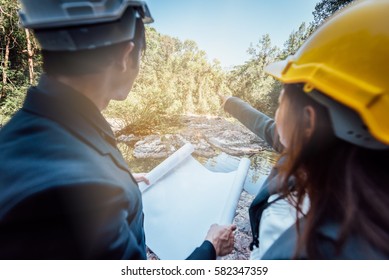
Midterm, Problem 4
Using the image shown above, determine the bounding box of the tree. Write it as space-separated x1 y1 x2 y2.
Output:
1 0 358 129
227 34 280 117
1 0 41 123
105 27 227 134
1 0 18 97
279 22 315 60
24 28 36 84
313 0 355 26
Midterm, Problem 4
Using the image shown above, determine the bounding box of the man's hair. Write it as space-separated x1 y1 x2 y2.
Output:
41 17 146 76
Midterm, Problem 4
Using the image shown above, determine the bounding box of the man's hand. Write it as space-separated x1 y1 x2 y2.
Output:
133 173 150 185
205 223 236 256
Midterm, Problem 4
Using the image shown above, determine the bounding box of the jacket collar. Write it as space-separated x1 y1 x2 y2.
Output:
36 75 115 141
22 75 130 173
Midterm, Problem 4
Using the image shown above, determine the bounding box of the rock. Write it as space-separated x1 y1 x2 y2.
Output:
117 134 140 145
207 130 264 156
133 135 176 158
172 134 217 158
179 115 267 156
122 115 269 159
105 117 126 133
192 139 217 157
235 191 254 234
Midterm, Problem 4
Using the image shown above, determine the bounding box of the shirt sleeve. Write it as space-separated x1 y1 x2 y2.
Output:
224 97 283 152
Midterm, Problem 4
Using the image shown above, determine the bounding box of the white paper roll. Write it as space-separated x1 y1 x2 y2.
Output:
138 143 195 192
141 142 251 259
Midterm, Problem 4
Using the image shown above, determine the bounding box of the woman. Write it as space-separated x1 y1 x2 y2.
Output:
223 0 389 259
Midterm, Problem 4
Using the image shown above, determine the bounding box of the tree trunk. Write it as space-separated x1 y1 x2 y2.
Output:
25 29 35 85
1 36 10 99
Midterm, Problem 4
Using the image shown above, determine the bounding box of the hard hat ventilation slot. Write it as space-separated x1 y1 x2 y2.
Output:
347 130 373 142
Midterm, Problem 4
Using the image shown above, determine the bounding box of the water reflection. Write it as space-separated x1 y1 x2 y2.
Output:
118 141 279 196
117 142 166 173
204 150 278 195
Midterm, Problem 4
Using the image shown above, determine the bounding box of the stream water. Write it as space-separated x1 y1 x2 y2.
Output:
119 143 279 196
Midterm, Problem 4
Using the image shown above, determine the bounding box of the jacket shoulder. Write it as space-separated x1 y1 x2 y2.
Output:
0 110 137 215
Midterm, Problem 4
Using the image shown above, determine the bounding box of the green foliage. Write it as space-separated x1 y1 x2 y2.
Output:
226 34 280 117
1 1 339 130
105 27 227 132
279 22 316 60
313 0 355 26
226 0 357 119
104 93 161 135
0 84 27 125
1 0 41 121
140 28 226 115
225 17 312 118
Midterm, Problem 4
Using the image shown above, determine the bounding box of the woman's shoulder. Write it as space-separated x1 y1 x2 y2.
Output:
262 218 389 260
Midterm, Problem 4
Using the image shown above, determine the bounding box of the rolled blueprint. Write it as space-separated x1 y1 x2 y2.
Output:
138 143 195 192
218 157 251 225
141 142 251 260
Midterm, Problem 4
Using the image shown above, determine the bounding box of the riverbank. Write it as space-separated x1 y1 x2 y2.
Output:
107 114 277 260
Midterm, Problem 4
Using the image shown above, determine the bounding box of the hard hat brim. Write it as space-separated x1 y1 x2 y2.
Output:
264 59 289 81
19 0 153 30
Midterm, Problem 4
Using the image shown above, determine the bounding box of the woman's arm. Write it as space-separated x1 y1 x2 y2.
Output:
223 96 283 152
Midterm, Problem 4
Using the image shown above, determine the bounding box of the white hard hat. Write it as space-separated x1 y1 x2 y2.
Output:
18 0 153 51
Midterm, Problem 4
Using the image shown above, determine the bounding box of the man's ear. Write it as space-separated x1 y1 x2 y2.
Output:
117 42 135 73
304 106 316 140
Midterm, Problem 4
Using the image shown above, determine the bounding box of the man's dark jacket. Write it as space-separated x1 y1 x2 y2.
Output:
0 76 214 260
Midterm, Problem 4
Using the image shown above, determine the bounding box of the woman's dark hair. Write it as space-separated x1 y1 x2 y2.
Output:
278 83 389 259
41 17 146 76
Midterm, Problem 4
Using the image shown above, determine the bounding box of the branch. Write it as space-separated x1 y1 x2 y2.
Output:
0 5 13 18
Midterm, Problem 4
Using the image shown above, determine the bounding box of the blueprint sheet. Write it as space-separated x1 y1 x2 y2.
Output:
139 143 250 260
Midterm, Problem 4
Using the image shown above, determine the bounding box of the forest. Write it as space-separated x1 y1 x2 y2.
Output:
0 0 354 130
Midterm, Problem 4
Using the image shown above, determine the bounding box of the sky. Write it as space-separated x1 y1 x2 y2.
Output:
146 0 321 68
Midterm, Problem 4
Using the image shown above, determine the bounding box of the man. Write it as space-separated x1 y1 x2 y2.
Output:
0 0 235 259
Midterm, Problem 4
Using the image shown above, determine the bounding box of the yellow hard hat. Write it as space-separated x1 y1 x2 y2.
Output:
265 0 389 148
